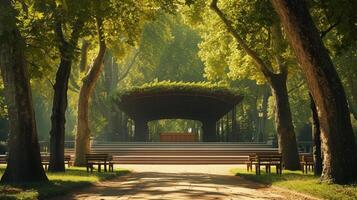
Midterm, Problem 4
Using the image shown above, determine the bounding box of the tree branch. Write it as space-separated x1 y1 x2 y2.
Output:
288 80 305 94
210 0 274 78
320 21 339 39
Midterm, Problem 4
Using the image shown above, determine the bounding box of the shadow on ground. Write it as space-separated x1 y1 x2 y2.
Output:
53 171 283 200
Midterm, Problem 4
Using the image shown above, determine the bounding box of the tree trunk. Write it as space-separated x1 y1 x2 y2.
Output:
49 20 82 172
272 0 357 183
310 94 322 176
270 74 301 170
346 72 357 120
75 18 106 166
49 59 71 172
0 0 48 182
261 85 270 141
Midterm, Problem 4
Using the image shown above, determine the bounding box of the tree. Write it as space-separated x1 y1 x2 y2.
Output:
310 94 322 176
75 17 106 166
74 0 161 165
0 0 47 182
271 0 357 183
45 0 88 172
193 0 300 169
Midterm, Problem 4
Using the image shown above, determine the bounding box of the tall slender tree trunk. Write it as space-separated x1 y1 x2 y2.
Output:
310 94 322 176
261 85 270 141
49 19 82 172
272 0 357 183
0 0 48 182
270 74 300 170
75 18 106 166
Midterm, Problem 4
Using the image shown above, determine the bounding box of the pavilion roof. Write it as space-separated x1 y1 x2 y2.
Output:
115 81 243 122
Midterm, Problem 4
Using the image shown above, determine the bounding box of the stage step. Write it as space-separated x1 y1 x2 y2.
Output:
65 142 277 164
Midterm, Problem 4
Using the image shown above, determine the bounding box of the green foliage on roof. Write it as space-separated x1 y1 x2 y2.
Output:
116 80 241 99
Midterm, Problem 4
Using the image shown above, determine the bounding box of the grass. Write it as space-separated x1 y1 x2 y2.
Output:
116 80 242 99
0 166 130 200
231 167 357 200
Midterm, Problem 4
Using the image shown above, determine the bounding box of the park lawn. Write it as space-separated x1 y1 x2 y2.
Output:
231 167 357 200
0 166 130 200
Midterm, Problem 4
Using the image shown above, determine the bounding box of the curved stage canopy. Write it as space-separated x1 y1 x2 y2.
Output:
115 82 243 142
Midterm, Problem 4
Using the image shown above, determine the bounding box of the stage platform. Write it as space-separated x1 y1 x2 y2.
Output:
65 142 278 164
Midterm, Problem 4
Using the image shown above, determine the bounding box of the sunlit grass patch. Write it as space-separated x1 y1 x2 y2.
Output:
0 166 130 199
231 167 357 200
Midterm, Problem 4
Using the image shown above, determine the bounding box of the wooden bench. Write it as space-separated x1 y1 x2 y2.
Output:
300 154 314 174
0 154 72 170
246 154 256 172
86 153 113 173
0 155 7 164
252 153 282 175
41 154 72 170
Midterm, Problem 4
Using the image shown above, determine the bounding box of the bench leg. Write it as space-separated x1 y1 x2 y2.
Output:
301 164 304 173
256 164 260 175
305 164 308 174
104 164 107 172
255 164 258 175
98 164 101 172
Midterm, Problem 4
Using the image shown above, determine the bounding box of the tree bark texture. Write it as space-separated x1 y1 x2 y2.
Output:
272 0 357 183
0 0 48 182
310 94 323 176
346 72 357 120
261 85 270 141
270 74 300 170
49 19 83 172
75 18 107 166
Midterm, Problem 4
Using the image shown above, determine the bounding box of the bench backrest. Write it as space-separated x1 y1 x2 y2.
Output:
64 155 71 161
255 153 282 163
41 154 50 162
40 154 71 162
86 153 110 162
301 155 313 162
0 155 7 163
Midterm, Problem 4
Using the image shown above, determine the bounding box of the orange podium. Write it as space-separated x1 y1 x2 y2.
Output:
160 132 198 142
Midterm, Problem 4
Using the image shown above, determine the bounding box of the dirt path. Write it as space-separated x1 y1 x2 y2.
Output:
51 165 315 200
